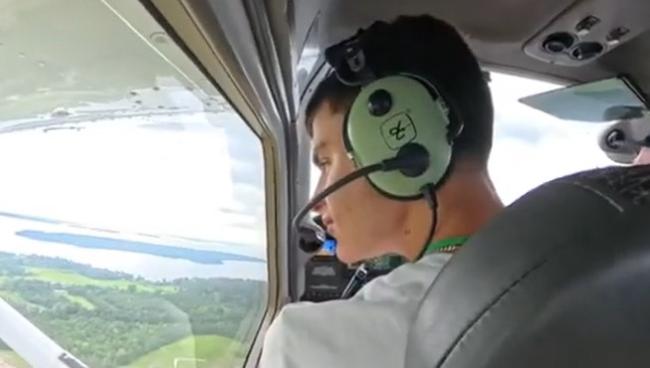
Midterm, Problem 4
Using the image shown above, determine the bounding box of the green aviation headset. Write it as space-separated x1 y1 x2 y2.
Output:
327 22 463 198
293 22 464 249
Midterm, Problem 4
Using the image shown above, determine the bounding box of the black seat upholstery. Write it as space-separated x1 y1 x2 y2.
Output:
405 165 650 368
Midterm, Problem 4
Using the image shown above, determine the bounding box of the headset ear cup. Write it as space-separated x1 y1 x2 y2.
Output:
345 75 454 199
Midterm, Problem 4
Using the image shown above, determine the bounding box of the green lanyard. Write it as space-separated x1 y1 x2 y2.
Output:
423 235 470 255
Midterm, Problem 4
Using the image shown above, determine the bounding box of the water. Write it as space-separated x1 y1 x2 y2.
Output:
0 217 267 282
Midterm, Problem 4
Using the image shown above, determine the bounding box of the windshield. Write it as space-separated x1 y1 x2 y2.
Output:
0 1 267 367
487 72 613 204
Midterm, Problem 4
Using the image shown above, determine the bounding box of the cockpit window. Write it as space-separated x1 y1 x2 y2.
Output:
0 1 267 367
488 72 613 204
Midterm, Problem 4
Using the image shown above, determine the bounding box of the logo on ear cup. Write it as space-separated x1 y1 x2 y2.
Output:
381 113 417 150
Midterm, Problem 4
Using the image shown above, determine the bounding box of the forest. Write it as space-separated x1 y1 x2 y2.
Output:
0 252 266 367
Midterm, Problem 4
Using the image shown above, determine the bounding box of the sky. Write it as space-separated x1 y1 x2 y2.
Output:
0 111 267 259
0 0 269 261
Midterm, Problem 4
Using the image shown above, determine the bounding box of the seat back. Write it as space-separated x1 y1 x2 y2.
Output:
406 165 650 368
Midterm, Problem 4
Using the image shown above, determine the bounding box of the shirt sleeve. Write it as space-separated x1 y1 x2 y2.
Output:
258 253 451 368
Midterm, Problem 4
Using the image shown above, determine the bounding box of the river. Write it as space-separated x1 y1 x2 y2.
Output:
0 216 267 282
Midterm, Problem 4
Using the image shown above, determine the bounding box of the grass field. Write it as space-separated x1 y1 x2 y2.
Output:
57 290 95 310
26 268 176 293
128 335 243 368
0 350 30 368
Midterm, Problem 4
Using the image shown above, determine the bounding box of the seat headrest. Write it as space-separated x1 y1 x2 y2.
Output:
406 165 650 368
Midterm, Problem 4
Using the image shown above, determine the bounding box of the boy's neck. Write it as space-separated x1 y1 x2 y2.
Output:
401 169 504 261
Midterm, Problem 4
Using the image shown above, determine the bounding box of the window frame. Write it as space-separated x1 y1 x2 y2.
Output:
142 1 289 366
0 0 281 366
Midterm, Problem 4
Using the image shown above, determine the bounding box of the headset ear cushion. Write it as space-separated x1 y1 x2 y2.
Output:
342 106 354 154
419 79 463 144
447 118 464 143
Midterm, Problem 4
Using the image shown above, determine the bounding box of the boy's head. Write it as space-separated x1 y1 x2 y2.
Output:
307 15 494 263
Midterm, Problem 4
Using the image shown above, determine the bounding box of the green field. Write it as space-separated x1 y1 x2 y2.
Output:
26 267 176 293
0 334 246 368
0 290 35 309
57 290 95 310
128 335 243 368
0 350 30 368
0 252 266 368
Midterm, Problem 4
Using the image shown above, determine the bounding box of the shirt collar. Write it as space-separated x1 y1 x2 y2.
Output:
423 235 470 255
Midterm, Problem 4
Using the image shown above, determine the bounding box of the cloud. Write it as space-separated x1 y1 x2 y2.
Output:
495 114 544 144
137 122 186 131
0 113 267 249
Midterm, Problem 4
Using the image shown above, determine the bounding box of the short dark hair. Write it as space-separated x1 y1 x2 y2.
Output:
305 14 494 166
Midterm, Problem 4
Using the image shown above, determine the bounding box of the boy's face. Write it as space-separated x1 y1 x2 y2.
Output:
310 101 409 264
